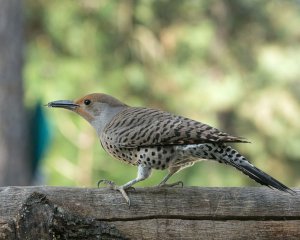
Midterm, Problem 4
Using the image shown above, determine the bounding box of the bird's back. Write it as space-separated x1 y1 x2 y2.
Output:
101 107 248 149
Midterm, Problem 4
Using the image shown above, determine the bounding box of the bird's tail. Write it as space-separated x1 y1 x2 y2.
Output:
219 145 296 195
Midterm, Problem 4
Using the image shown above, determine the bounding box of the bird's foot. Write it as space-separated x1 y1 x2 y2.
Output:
97 179 134 206
157 181 184 188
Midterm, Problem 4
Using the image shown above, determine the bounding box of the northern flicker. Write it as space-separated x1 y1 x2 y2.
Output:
47 93 295 205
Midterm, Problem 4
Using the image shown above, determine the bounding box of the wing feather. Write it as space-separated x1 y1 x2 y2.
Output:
102 107 249 148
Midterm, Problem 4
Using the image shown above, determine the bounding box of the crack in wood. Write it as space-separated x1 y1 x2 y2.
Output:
96 215 300 222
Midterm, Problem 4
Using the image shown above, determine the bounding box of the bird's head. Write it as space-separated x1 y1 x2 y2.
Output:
47 93 128 133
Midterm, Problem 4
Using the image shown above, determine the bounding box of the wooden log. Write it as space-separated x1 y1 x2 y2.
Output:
0 186 299 239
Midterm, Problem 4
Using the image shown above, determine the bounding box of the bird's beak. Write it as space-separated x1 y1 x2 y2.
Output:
46 100 79 110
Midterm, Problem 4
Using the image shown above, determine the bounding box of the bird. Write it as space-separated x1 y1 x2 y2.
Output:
47 93 295 205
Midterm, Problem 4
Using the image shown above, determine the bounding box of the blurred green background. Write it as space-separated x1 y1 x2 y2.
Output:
24 0 300 188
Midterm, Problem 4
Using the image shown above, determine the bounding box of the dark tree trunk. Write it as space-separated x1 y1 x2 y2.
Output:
0 0 30 186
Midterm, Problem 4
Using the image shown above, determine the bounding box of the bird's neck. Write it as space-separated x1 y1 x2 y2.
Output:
90 105 127 135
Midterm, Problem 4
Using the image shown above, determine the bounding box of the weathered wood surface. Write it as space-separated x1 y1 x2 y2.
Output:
0 186 299 239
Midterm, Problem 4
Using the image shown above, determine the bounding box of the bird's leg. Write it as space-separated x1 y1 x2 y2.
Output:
98 165 152 206
157 167 183 187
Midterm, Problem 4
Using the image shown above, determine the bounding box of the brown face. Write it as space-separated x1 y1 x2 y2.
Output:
73 96 96 122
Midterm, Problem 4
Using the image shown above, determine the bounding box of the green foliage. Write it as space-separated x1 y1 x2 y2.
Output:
25 0 300 188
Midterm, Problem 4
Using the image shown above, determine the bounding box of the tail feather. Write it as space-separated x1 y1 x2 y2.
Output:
221 146 296 195
180 143 295 194
230 160 295 194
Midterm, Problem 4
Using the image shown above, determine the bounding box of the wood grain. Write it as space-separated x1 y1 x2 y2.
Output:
114 220 300 240
0 186 299 239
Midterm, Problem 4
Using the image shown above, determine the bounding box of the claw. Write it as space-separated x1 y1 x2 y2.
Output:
97 179 116 189
117 186 131 206
158 181 184 188
97 179 132 206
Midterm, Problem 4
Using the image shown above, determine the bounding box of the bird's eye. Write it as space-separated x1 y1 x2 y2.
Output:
84 99 91 105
